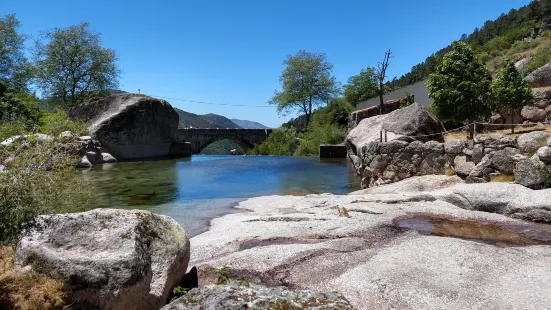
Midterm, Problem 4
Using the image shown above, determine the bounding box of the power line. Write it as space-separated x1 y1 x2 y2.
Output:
143 93 276 108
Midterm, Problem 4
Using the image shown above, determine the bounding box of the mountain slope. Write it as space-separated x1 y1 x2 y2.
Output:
230 119 269 129
386 1 551 90
173 108 241 129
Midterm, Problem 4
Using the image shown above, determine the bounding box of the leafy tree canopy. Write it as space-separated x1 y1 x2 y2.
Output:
491 60 532 131
427 41 492 136
0 14 32 91
0 81 42 129
269 50 339 128
343 66 378 107
34 23 120 109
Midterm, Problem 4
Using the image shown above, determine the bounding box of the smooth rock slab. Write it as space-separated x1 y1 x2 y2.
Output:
16 209 190 310
162 284 353 310
190 181 551 310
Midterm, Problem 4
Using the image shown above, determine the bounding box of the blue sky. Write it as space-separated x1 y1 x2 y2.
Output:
4 0 531 127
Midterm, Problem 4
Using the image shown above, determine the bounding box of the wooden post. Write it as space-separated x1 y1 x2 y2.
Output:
473 122 477 140
384 129 388 142
380 130 383 142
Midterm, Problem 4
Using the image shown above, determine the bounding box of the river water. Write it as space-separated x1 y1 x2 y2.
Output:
83 155 361 236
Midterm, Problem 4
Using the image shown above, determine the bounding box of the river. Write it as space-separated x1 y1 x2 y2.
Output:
83 155 361 236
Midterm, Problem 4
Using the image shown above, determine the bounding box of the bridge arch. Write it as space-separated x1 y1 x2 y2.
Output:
176 128 272 155
197 137 254 154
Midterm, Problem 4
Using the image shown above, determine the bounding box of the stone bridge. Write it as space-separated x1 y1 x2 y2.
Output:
176 128 273 154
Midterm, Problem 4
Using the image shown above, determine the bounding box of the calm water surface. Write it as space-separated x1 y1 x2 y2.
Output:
83 155 360 236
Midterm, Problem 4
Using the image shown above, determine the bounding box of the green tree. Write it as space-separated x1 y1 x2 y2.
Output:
344 67 378 107
0 81 42 129
0 14 32 91
315 98 354 127
269 50 339 128
427 41 492 138
491 60 532 133
34 23 119 109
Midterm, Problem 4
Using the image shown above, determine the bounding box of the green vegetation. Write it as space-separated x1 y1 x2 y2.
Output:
0 138 95 244
491 60 532 133
251 98 350 156
427 42 492 138
0 14 32 91
34 22 119 109
201 140 244 155
526 46 551 72
344 66 378 107
39 110 87 137
386 0 551 90
249 127 297 156
269 50 339 128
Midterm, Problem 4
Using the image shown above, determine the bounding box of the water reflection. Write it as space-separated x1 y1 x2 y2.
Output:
81 155 361 236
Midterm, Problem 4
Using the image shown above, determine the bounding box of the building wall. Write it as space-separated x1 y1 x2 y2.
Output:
356 79 430 111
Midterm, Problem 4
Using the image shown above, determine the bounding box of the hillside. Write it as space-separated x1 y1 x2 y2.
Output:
386 0 551 90
231 119 269 129
173 108 241 129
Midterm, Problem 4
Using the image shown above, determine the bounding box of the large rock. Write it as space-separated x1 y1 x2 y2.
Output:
70 93 179 160
347 103 445 157
162 284 353 310
517 131 550 154
454 155 475 176
521 105 547 122
491 147 520 174
0 134 53 148
190 179 551 309
444 139 465 154
514 158 549 187
525 62 551 87
16 209 190 310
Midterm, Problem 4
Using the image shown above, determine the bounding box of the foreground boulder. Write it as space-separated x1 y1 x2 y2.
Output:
16 209 190 310
70 93 179 160
190 176 551 309
162 284 353 310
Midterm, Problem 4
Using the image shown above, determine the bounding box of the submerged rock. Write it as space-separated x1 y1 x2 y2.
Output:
16 209 190 310
162 284 353 310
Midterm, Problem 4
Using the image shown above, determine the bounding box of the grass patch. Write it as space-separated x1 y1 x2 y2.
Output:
0 246 67 310
445 167 457 176
490 174 515 183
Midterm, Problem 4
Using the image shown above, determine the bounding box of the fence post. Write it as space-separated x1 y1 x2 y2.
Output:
380 130 382 142
384 129 388 142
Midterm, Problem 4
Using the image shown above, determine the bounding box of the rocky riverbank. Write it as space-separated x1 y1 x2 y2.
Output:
10 175 551 309
188 175 551 309
347 102 551 189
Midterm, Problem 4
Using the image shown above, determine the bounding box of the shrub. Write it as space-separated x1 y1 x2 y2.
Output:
0 120 28 142
248 127 297 156
0 140 95 244
294 122 347 156
39 110 87 137
507 40 540 55
526 48 551 73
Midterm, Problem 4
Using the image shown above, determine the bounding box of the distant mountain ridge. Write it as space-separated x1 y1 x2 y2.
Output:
173 108 241 129
230 119 269 129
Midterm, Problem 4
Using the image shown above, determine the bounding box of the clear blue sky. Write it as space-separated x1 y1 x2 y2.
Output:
4 0 531 127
